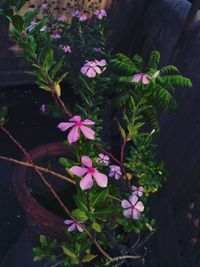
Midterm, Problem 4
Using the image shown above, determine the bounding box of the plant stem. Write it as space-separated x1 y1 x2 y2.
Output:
0 155 75 185
104 255 142 266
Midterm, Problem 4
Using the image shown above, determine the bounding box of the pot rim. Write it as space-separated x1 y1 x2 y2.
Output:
12 142 71 235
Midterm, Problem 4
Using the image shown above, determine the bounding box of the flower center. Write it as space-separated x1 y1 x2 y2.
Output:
76 121 82 127
88 167 95 174
131 205 135 210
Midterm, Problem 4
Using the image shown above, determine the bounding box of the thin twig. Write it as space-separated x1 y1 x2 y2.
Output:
104 255 142 266
0 155 75 185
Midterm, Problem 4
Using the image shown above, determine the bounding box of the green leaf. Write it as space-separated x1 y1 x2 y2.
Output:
51 56 65 79
116 120 126 140
16 0 28 11
94 208 116 218
92 222 102 233
71 209 88 222
55 72 68 83
44 48 53 71
59 157 69 167
62 246 78 261
74 194 87 212
24 9 40 27
39 235 47 247
12 15 24 31
82 254 97 263
90 188 108 207
33 256 42 262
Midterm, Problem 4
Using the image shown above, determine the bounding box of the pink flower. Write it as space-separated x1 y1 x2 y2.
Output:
109 165 122 180
57 115 95 144
131 186 144 197
64 219 84 232
94 47 101 52
79 14 88 21
40 104 46 113
51 33 61 39
81 59 106 78
132 73 150 85
95 9 107 19
40 3 47 9
58 16 65 22
72 10 80 17
121 195 144 220
63 45 71 53
98 154 109 165
70 156 108 190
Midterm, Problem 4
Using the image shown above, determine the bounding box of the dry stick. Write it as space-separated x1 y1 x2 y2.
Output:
0 155 75 185
0 155 121 203
0 125 112 261
104 255 142 266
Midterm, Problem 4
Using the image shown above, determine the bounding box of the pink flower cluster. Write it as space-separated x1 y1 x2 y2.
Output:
58 115 95 144
95 10 107 19
62 45 72 53
51 33 61 39
70 156 108 190
81 59 106 78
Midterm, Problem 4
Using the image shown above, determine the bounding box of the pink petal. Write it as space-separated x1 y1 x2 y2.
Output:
64 219 74 225
80 173 93 190
123 208 132 218
76 224 84 232
70 166 88 176
97 59 106 66
93 171 108 187
142 75 149 84
86 68 96 78
81 156 92 167
69 115 81 122
132 74 142 83
129 195 138 206
82 119 95 125
93 66 102 74
80 125 95 140
132 209 141 220
135 201 144 212
121 200 131 209
67 126 80 144
68 223 76 232
57 122 75 131
81 66 89 75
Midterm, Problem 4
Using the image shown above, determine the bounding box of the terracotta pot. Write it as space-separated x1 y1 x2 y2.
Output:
12 142 71 240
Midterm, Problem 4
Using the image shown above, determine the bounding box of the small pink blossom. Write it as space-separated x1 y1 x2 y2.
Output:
58 115 95 144
51 33 61 39
81 59 106 78
131 186 144 197
94 47 101 52
72 10 80 17
57 16 65 22
121 195 144 220
70 156 108 190
95 9 107 19
40 104 46 113
79 14 88 21
98 154 109 165
40 3 47 9
63 45 71 53
132 73 150 85
109 165 122 180
64 219 84 232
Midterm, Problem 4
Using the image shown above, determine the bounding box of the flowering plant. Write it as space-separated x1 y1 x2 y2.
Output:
0 1 192 266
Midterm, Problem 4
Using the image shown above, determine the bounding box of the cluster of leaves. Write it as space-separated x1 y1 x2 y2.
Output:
110 51 192 131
